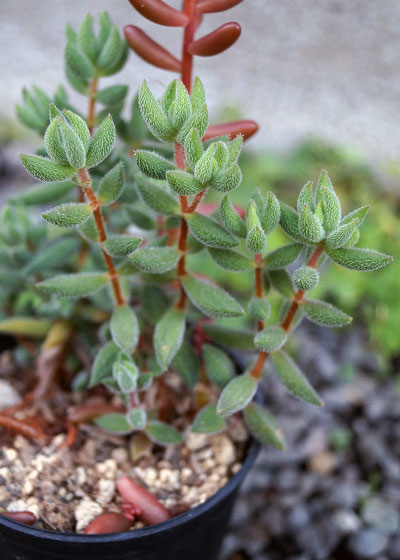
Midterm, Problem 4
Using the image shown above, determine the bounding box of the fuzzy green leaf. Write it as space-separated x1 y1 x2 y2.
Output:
111 304 139 354
213 142 229 170
65 41 95 79
94 413 132 434
220 195 246 238
136 176 180 215
297 181 314 213
184 128 204 169
326 246 393 271
186 213 238 249
154 307 186 371
38 272 108 298
103 235 141 257
97 161 125 206
57 118 86 169
78 14 98 61
42 202 91 228
303 299 352 327
176 104 209 144
203 325 254 350
113 356 139 393
194 144 215 184
126 408 147 430
254 326 287 352
299 204 325 243
203 344 235 388
97 25 122 70
129 247 180 274
210 164 242 193
63 110 91 152
268 269 295 298
192 404 226 434
146 421 184 445
172 336 200 389
279 202 304 242
318 185 341 233
264 243 302 270
244 402 285 449
245 199 261 231
90 341 120 386
44 119 68 165
217 373 258 417
261 192 280 234
326 219 359 250
138 81 174 142
20 154 75 182
227 135 243 167
182 275 244 318
190 77 206 112
96 85 128 106
24 238 79 274
167 169 203 195
125 206 155 230
340 205 369 227
169 79 192 130
136 150 176 180
271 351 323 406
293 266 319 291
246 226 266 254
12 180 76 206
0 317 51 339
208 248 254 271
248 297 270 321
85 115 116 168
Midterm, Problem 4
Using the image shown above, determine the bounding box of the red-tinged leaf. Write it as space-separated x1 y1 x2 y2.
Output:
1 511 37 526
117 476 171 525
124 25 181 72
204 120 259 141
197 0 243 13
187 22 241 57
128 0 189 26
85 513 133 534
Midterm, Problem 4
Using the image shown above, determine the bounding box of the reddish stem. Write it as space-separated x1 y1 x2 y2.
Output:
87 77 98 136
254 253 264 331
77 169 125 306
67 402 125 423
181 0 197 91
250 244 325 379
0 414 46 442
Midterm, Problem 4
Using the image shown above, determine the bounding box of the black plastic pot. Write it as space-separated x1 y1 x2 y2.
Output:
0 440 259 560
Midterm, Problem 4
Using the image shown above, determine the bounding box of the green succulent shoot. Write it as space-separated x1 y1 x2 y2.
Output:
3 11 394 454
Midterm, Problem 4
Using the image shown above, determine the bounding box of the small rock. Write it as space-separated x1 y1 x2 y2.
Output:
74 497 102 532
362 496 400 535
111 448 128 465
333 509 362 534
308 451 337 475
348 529 389 559
97 479 115 506
0 380 21 410
186 433 208 451
211 435 235 466
287 505 310 530
7 500 30 512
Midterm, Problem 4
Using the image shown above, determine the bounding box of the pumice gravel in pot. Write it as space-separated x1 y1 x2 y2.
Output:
0 0 393 556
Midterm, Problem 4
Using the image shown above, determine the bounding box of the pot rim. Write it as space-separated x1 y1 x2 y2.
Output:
0 439 259 543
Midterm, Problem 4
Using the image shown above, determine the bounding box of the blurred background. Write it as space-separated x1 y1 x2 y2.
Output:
1 1 400 559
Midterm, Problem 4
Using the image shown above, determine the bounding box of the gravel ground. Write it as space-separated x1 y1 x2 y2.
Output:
1 1 400 162
221 324 400 560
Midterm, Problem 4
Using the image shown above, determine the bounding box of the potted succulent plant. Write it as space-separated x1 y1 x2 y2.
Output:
0 1 392 559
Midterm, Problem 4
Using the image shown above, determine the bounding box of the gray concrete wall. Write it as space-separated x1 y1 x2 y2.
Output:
1 1 400 161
